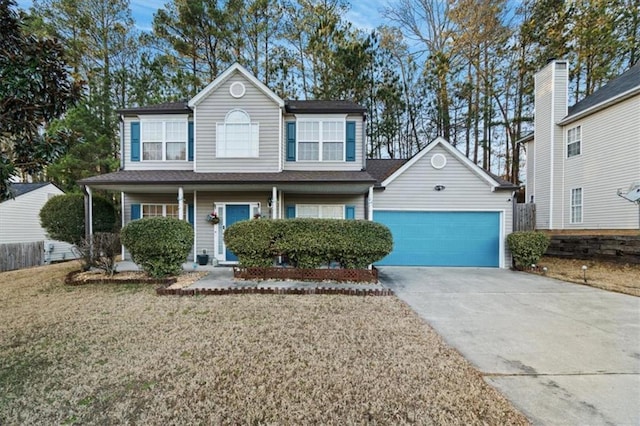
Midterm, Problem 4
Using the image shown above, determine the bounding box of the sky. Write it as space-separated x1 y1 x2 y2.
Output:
16 0 390 33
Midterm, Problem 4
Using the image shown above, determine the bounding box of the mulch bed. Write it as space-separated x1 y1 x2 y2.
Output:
65 270 176 286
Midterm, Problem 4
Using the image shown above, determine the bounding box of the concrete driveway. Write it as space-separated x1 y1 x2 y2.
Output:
379 267 640 426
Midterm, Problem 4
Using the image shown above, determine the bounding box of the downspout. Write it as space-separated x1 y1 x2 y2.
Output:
178 187 184 220
82 185 93 259
272 186 277 219
368 186 374 220
119 116 124 169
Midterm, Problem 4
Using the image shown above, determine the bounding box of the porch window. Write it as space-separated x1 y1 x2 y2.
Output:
216 110 259 157
570 188 583 223
141 120 187 161
142 204 179 219
297 204 344 219
567 126 581 158
297 118 345 161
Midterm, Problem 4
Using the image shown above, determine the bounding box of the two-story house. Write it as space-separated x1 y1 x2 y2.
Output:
524 59 640 231
80 63 516 267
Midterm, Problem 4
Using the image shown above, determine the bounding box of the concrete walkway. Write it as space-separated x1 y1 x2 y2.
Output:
378 267 640 426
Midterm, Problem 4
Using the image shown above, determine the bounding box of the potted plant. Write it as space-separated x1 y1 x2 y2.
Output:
196 249 209 266
206 211 220 224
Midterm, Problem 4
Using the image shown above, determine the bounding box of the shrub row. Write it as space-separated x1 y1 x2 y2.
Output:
507 231 550 270
224 218 393 269
121 217 194 278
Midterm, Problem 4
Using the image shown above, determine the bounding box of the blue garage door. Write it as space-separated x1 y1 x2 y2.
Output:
374 211 500 267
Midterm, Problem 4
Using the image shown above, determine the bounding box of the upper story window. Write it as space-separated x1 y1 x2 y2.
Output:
141 120 187 161
567 125 581 158
298 118 345 161
570 188 583 223
217 109 259 157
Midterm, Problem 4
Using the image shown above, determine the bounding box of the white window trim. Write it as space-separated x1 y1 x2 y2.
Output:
216 109 259 158
567 125 581 158
295 204 346 219
141 203 180 218
296 114 347 162
213 202 261 262
570 188 583 224
139 114 189 162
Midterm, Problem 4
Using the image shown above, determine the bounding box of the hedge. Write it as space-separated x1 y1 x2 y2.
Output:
121 217 194 278
507 231 550 270
224 218 393 268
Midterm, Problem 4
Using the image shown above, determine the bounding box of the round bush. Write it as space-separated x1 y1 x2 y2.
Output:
120 217 194 278
39 193 117 245
506 231 550 270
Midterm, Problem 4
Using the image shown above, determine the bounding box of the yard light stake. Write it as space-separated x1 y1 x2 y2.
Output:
582 265 588 283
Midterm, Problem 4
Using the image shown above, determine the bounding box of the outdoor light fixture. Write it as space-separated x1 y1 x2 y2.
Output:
434 185 446 191
267 196 273 207
582 265 588 283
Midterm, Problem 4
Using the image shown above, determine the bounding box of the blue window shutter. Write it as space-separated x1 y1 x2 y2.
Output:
188 121 194 161
286 122 296 161
131 204 141 220
345 205 355 219
346 121 356 162
286 205 296 218
131 122 140 162
188 203 194 225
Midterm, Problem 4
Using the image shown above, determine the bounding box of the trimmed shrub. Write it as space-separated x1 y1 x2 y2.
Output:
40 193 117 245
507 231 550 270
224 218 393 269
121 217 194 278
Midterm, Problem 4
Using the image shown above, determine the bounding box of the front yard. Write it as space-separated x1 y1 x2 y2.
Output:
0 262 527 425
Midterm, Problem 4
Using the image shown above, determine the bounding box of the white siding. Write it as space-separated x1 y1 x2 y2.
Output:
525 140 535 203
122 116 194 171
373 145 513 268
195 72 281 173
561 95 640 229
283 114 365 171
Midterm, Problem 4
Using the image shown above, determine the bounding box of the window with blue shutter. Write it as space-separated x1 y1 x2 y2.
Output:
188 122 194 161
346 121 356 162
345 205 355 219
286 205 296 218
131 122 140 162
131 204 141 220
286 122 296 161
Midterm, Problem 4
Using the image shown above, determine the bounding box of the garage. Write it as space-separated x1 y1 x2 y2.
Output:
374 210 501 267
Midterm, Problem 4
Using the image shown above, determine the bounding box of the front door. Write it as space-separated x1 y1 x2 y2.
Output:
225 204 251 261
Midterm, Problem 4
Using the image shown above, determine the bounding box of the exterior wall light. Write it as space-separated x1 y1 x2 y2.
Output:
434 185 446 191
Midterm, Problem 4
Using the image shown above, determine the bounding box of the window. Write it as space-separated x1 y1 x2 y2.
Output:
567 126 581 158
141 120 187 161
217 110 259 157
570 188 583 224
297 205 345 219
297 118 344 161
142 204 179 219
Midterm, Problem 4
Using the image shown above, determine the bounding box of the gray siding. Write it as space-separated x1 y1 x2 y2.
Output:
525 140 535 203
282 194 366 219
373 144 513 268
283 113 365 171
561 95 640 229
194 72 281 173
122 116 194 171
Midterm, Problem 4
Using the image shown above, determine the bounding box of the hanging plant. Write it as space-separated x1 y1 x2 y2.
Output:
206 212 220 224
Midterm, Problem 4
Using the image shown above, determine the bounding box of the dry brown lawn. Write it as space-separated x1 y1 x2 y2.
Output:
0 262 528 425
534 256 640 297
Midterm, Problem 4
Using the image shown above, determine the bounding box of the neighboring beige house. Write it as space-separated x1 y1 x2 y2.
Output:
0 182 77 263
80 63 516 267
525 59 640 230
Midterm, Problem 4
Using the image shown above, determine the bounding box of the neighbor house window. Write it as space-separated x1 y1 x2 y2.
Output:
570 188 583 223
217 109 259 157
296 205 345 219
141 120 187 161
297 118 345 161
142 204 179 219
567 126 581 158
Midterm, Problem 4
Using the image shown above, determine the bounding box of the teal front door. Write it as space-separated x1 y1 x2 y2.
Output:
225 204 250 261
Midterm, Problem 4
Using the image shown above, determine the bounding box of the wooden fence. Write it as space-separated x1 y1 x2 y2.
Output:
0 241 44 272
514 203 536 231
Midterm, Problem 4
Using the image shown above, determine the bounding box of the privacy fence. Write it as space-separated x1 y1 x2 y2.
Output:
0 241 44 272
514 203 536 231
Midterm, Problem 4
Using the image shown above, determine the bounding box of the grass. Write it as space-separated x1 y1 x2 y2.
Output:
0 262 528 425
534 256 640 297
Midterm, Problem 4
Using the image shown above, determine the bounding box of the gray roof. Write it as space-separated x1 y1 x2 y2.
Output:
79 170 376 185
285 100 366 114
7 182 51 198
118 101 191 116
566 61 640 119
365 159 408 185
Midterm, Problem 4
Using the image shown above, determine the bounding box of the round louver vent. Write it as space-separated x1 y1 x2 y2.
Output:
229 82 246 98
431 153 447 169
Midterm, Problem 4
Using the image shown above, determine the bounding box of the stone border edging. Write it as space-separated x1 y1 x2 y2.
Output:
156 286 394 296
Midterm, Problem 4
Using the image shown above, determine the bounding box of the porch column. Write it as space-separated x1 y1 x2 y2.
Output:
83 185 94 239
368 186 374 220
178 187 184 220
271 186 277 219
